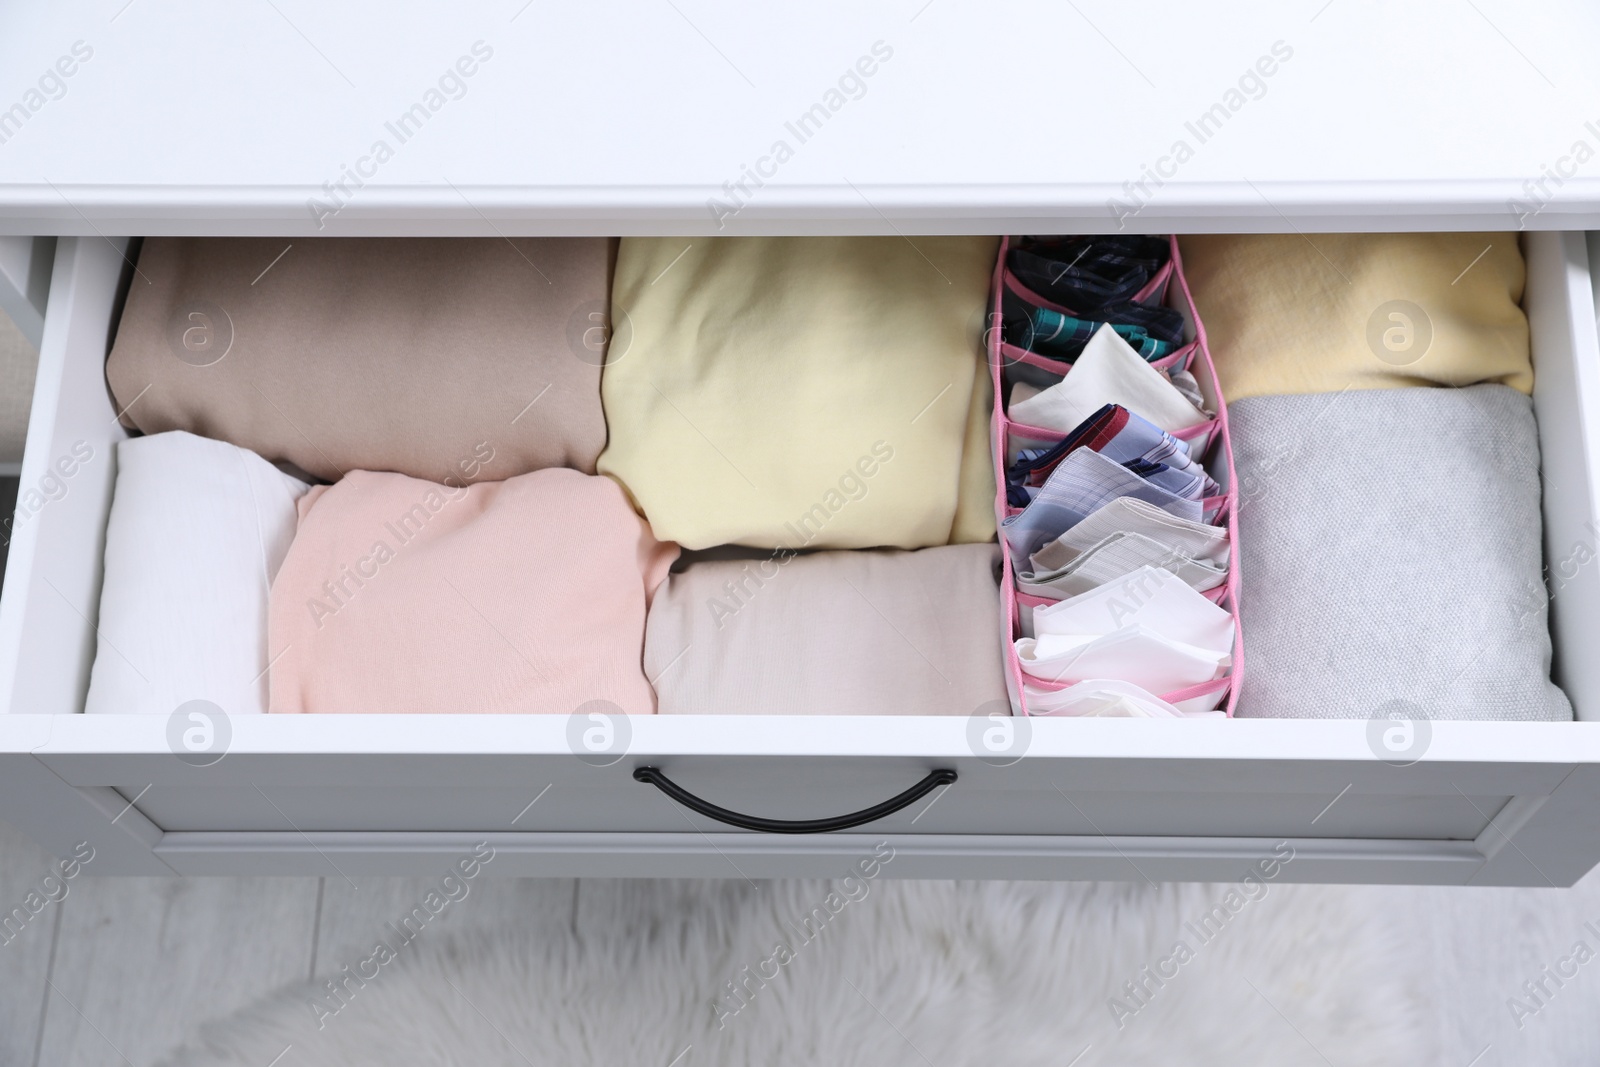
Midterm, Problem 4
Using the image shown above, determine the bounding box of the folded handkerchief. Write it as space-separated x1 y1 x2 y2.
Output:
1019 531 1226 601
1007 236 1170 309
1002 448 1205 567
1007 404 1216 507
1016 627 1229 712
1031 565 1235 654
1121 457 1213 502
1166 367 1208 410
1024 678 1222 718
1019 307 1179 361
1009 324 1212 436
1030 496 1229 572
1016 535 1226 639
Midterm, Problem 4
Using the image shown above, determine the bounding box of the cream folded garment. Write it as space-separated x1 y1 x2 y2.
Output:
599 237 998 551
107 237 613 483
645 545 1008 715
86 432 309 716
1015 566 1234 714
1178 233 1532 399
269 469 677 714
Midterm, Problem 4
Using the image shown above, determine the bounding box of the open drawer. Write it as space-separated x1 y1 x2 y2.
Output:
2 231 1599 884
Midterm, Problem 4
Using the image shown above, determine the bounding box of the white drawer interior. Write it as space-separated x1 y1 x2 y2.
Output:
2 231 1600 883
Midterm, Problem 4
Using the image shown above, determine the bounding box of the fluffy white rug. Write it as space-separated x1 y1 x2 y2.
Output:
161 876 1429 1066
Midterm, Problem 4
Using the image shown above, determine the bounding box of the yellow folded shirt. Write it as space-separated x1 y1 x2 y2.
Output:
1177 233 1531 398
599 236 998 550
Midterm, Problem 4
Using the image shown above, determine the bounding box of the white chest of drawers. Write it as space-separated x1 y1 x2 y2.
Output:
3 1 1600 882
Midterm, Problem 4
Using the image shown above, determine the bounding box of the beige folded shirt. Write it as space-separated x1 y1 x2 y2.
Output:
107 237 613 483
1178 233 1531 398
646 545 1008 715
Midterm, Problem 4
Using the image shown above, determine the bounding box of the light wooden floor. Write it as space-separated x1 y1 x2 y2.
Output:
3 818 1599 1067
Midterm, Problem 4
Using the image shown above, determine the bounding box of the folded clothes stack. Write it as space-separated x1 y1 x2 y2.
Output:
82 235 1009 718
85 432 309 716
646 545 1007 717
106 237 613 483
1178 233 1532 399
1182 233 1569 721
595 235 1011 714
268 469 676 715
992 235 1238 718
1227 385 1569 721
599 236 999 551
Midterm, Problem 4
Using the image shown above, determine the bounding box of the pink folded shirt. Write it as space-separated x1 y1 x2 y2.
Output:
269 469 677 714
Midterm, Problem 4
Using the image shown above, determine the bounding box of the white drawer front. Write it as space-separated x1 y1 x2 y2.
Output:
2 232 1600 884
3 2 1600 233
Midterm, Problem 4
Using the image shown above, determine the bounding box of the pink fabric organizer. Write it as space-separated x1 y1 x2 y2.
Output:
986 235 1244 717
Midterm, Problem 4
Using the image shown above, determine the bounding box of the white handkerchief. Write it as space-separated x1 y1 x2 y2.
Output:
1016 626 1230 711
1024 678 1223 718
1031 565 1235 655
1015 533 1228 636
1031 496 1230 571
1008 323 1211 436
1021 531 1227 598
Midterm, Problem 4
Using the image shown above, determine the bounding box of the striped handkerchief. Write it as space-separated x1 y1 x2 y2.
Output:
1002 448 1203 567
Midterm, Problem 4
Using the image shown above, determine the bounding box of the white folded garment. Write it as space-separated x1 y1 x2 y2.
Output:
85 432 309 716
1030 496 1230 571
1015 627 1230 712
1008 323 1212 436
1031 565 1235 653
1023 678 1224 718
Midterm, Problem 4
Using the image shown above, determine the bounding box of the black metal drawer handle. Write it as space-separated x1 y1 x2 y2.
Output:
632 766 957 834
